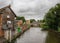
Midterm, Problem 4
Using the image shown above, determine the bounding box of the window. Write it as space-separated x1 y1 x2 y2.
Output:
7 15 10 18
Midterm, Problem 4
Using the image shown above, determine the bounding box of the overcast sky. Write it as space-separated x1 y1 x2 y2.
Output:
0 0 60 20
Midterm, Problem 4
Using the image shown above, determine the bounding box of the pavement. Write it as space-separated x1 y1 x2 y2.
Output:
15 27 48 43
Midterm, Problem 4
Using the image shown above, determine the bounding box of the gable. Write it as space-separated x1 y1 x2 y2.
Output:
0 5 17 17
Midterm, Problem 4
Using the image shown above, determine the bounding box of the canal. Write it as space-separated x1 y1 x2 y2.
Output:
15 27 48 43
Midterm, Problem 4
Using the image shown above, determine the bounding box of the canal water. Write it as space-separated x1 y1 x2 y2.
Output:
15 27 48 43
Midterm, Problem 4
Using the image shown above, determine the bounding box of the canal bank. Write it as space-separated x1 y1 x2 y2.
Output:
15 27 48 43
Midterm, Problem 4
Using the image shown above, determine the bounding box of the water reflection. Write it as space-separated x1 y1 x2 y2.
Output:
45 31 60 43
14 27 48 43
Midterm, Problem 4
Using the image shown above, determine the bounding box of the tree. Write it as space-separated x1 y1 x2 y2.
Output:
40 20 45 23
16 16 26 23
44 3 60 31
30 19 36 23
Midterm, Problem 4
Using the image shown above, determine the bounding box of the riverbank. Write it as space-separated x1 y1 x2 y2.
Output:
9 24 30 43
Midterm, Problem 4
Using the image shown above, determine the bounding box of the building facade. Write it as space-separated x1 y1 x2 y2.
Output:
0 13 4 37
0 5 17 40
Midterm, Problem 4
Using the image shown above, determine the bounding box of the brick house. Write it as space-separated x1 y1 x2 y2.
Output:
17 20 23 27
26 20 30 25
0 5 17 40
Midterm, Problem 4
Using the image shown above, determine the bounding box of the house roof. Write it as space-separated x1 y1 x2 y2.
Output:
0 5 17 17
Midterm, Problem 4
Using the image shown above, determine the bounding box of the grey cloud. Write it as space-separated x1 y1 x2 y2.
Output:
0 0 11 8
0 0 60 20
11 0 60 20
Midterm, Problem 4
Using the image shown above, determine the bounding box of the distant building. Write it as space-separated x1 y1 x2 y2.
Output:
17 20 23 27
31 21 40 27
26 20 30 25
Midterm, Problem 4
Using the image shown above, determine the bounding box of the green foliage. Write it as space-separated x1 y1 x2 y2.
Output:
17 27 21 32
27 25 30 29
16 16 26 23
40 20 45 23
16 16 21 20
40 23 49 30
43 3 60 31
58 27 60 32
37 20 40 22
30 19 36 23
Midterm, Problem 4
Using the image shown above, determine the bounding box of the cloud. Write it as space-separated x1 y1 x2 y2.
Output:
0 0 60 20
0 0 11 8
11 0 60 20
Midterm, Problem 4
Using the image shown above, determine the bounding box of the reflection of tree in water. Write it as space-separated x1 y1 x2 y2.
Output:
46 31 60 43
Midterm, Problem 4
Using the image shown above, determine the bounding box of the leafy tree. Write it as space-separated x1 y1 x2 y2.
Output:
16 16 26 23
44 3 60 31
40 20 45 23
30 19 36 23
